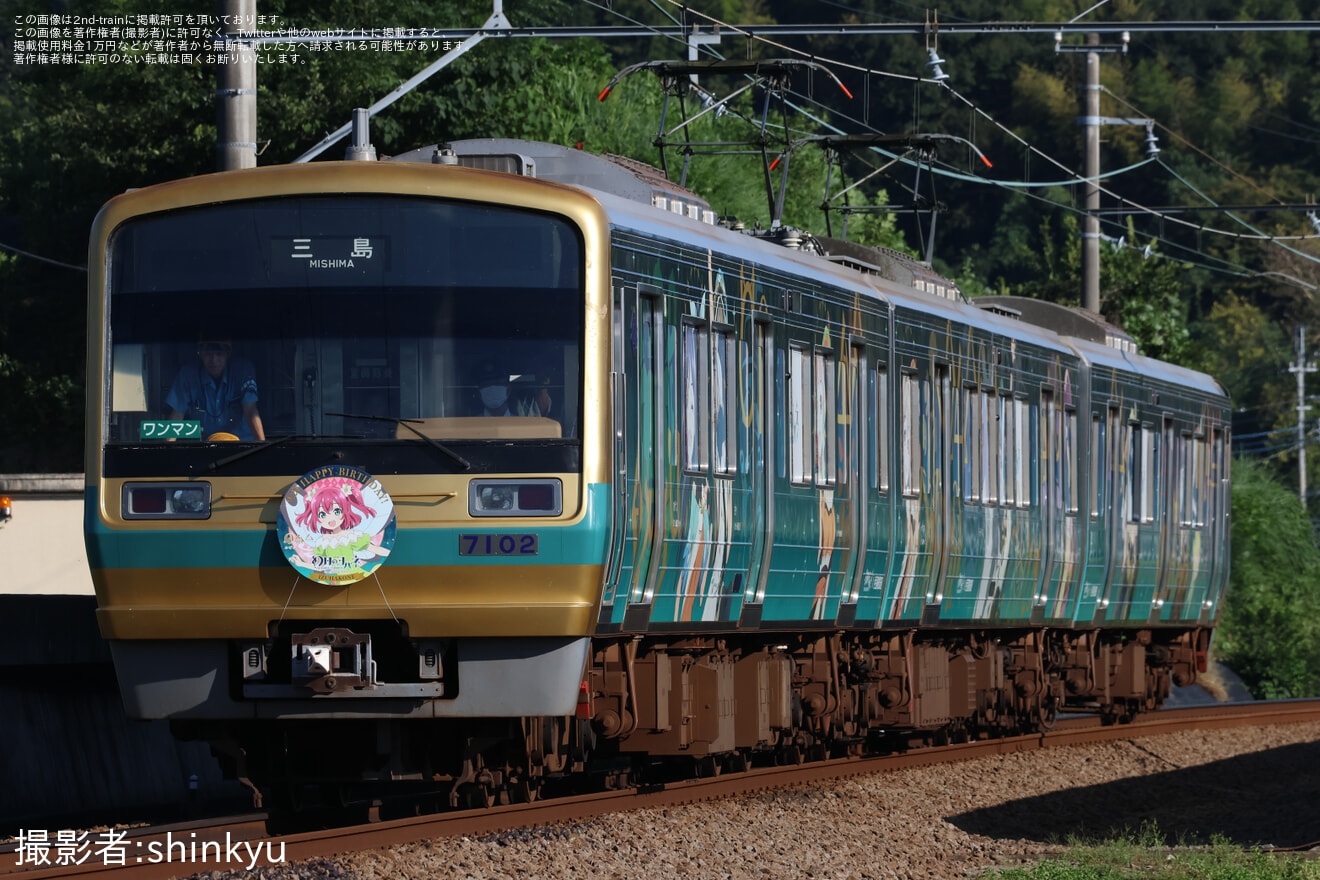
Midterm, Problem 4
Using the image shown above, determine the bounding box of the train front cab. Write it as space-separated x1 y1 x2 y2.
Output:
83 162 615 785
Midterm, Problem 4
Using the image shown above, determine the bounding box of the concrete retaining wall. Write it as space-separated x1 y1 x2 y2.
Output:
0 473 245 828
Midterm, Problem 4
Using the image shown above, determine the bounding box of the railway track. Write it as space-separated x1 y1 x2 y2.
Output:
6 699 1319 880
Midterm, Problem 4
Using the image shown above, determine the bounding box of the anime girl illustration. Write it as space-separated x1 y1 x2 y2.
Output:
278 468 396 584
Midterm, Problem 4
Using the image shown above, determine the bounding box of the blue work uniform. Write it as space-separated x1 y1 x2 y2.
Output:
165 359 260 440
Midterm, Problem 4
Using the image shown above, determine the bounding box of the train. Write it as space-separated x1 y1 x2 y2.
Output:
85 134 1230 810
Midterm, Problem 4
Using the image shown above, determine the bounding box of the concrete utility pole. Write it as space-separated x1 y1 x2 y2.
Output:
1073 31 1153 315
1082 33 1101 313
216 0 257 171
1290 325 1316 505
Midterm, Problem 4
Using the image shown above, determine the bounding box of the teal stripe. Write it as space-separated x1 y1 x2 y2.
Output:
86 484 611 569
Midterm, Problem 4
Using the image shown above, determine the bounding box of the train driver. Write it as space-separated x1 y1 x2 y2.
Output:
476 364 517 417
166 336 267 441
476 363 552 418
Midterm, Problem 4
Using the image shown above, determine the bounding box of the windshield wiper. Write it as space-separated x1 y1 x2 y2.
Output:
207 433 360 472
326 412 472 471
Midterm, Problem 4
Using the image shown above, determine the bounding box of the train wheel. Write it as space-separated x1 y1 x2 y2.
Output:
508 777 538 804
777 744 805 765
270 780 306 813
459 783 494 809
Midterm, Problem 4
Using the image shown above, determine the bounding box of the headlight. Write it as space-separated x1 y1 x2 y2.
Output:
121 482 212 519
468 479 562 517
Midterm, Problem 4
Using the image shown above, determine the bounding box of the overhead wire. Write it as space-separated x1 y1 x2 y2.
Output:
591 1 1318 453
605 0 1310 282
775 84 1257 279
1103 87 1284 205
0 241 87 272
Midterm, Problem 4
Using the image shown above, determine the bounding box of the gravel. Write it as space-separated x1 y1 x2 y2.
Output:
194 719 1320 880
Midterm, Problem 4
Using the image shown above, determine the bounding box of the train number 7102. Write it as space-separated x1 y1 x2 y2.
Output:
459 534 538 556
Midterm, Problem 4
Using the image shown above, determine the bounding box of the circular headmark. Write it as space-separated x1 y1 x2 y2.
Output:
277 467 397 585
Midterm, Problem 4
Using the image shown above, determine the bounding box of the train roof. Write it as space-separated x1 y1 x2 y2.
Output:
1063 333 1228 400
394 141 1212 369
127 138 1224 404
410 141 1221 402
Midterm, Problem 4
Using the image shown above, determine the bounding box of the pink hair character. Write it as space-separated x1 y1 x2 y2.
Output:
295 479 377 535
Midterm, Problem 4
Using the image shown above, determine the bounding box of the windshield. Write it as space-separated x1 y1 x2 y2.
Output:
105 196 584 448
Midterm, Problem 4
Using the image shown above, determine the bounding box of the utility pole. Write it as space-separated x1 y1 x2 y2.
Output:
1068 32 1152 314
216 0 257 170
1082 33 1101 313
1289 325 1316 506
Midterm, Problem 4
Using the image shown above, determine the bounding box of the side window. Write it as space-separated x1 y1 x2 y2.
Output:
1128 423 1158 524
1194 434 1206 527
1146 425 1158 523
1014 397 1028 507
1065 408 1078 514
712 329 737 476
775 346 786 480
1029 399 1040 507
871 367 890 493
814 350 837 487
1000 394 1015 507
1213 428 1229 531
901 372 918 497
681 322 709 473
1089 413 1104 520
1126 422 1141 523
789 345 809 484
1182 433 1206 528
1040 390 1054 510
982 389 996 505
962 386 978 503
1178 432 1190 526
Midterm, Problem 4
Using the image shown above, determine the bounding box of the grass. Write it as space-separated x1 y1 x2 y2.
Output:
983 822 1319 880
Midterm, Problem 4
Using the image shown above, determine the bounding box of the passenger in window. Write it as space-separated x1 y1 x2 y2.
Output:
166 337 266 441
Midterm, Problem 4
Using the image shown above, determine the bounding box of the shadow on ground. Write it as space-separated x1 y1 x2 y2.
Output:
947 737 1320 848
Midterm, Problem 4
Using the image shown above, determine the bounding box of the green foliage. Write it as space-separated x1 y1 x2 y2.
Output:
1217 457 1320 699
984 821 1320 880
0 351 83 473
1186 292 1291 408
1100 221 1192 363
961 212 1191 363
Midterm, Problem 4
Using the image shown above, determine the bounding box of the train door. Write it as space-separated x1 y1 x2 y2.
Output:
1151 414 1176 622
926 364 950 623
643 309 739 624
887 353 947 624
950 365 1011 625
1079 405 1111 622
1203 427 1230 622
807 343 841 620
1033 388 1056 622
1117 416 1161 620
950 378 985 622
856 352 894 625
837 342 868 626
739 315 775 626
610 282 665 630
1171 426 1212 620
1041 400 1082 622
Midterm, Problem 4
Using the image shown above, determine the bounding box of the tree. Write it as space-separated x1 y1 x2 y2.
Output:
1099 221 1192 363
1216 457 1320 699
